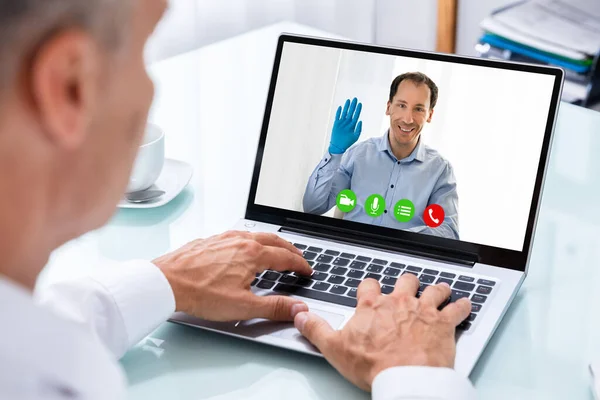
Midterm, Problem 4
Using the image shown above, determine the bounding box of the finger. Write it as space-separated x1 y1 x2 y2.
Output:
357 278 381 307
392 273 420 297
347 97 357 121
250 232 302 256
335 105 342 121
354 121 362 137
441 298 472 326
247 294 309 321
341 98 351 119
257 246 313 276
351 102 363 125
419 282 451 307
294 311 336 355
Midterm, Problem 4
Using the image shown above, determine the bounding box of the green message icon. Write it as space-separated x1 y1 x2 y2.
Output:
394 199 415 222
364 194 385 217
336 189 357 213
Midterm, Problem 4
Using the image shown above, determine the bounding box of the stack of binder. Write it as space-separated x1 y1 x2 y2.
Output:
476 0 600 107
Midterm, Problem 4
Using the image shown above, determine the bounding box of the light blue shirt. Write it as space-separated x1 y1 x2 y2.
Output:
303 131 459 239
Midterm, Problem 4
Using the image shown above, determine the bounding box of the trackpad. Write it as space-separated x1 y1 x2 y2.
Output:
235 309 345 341
270 309 345 341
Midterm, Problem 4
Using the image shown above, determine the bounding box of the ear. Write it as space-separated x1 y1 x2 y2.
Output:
386 101 391 116
29 30 100 150
426 108 434 123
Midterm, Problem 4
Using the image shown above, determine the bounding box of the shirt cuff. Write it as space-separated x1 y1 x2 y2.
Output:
89 260 176 350
372 366 477 400
319 152 342 168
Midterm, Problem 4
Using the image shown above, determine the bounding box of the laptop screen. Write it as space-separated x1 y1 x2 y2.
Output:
253 40 558 253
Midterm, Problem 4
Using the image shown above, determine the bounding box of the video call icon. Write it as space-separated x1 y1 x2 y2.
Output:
394 199 415 223
336 189 357 213
365 194 385 217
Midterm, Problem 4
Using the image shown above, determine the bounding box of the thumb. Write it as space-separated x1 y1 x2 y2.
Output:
294 311 335 352
250 294 308 321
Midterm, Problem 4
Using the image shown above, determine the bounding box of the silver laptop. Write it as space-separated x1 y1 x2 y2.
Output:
171 34 564 376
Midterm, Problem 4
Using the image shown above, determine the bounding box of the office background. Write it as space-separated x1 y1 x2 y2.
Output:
145 0 521 63
255 43 555 251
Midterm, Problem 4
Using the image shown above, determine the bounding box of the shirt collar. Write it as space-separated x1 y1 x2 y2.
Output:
377 130 426 163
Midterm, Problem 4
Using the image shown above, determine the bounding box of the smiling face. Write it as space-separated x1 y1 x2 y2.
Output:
386 79 434 156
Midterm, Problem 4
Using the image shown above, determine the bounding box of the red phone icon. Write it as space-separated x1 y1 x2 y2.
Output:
424 204 444 228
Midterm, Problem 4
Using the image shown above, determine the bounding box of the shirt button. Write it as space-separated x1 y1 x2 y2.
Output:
384 210 388 214
325 158 328 162
390 185 394 188
397 161 400 165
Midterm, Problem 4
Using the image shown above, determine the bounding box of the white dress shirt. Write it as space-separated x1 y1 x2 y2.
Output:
0 261 476 399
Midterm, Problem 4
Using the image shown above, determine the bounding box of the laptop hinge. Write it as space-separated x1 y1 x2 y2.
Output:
280 218 478 267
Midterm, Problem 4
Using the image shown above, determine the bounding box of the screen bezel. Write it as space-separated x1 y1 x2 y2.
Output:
245 34 563 272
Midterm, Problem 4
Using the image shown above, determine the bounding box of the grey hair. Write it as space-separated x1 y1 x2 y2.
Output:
0 0 132 91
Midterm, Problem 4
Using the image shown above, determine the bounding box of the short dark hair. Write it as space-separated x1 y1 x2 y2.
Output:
389 72 439 109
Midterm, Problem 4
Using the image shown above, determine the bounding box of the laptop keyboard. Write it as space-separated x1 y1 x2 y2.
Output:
252 242 498 331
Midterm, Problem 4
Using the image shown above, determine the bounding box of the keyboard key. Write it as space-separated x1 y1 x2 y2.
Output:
454 281 476 291
330 285 347 295
274 284 356 307
256 272 262 277
366 264 384 273
296 277 313 287
383 267 401 277
457 321 472 331
345 278 361 288
325 249 340 256
406 265 423 272
293 243 307 250
307 246 323 253
333 257 351 266
307 261 314 267
437 277 454 285
316 254 334 263
356 256 372 262
263 271 281 281
328 275 345 284
440 272 456 278
340 253 356 259
450 290 470 302
313 282 331 291
471 303 482 312
390 262 405 269
476 285 493 295
467 313 477 322
347 269 364 279
372 259 388 265
477 279 496 286
349 261 367 270
257 280 275 289
251 278 258 286
331 266 348 275
423 269 439 275
381 285 394 294
365 273 382 281
419 274 436 284
314 263 331 272
419 283 430 292
348 288 358 298
303 251 318 261
458 275 475 283
279 274 298 284
381 276 397 286
471 294 487 303
312 272 328 281
403 271 418 276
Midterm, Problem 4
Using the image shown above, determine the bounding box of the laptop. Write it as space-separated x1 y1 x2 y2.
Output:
170 34 564 376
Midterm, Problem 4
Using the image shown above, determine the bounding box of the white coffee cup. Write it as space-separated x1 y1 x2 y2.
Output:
126 123 165 193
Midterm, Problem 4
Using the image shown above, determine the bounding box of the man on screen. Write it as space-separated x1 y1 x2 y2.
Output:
303 72 459 239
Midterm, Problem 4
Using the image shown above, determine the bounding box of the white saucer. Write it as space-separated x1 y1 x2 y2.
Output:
118 159 193 209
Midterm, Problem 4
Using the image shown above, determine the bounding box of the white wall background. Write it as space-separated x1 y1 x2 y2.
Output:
255 43 556 251
146 0 513 63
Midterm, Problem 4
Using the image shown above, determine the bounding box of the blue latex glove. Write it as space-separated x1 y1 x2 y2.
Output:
329 97 363 154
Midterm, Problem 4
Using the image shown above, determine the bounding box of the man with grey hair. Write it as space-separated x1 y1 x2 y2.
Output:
0 0 475 399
